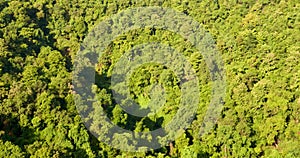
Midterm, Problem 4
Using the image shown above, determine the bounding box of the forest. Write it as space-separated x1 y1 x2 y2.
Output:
0 0 299 157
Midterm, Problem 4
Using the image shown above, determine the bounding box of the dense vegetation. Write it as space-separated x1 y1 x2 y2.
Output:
0 0 299 157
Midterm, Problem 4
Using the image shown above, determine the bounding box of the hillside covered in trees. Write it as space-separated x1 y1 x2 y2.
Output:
0 0 299 157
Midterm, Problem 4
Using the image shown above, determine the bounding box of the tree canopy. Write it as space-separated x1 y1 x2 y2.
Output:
0 0 299 157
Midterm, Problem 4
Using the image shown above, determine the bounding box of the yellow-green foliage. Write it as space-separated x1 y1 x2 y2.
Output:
0 0 299 157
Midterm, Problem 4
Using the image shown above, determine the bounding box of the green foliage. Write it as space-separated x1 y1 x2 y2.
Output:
0 0 299 157
0 139 25 158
